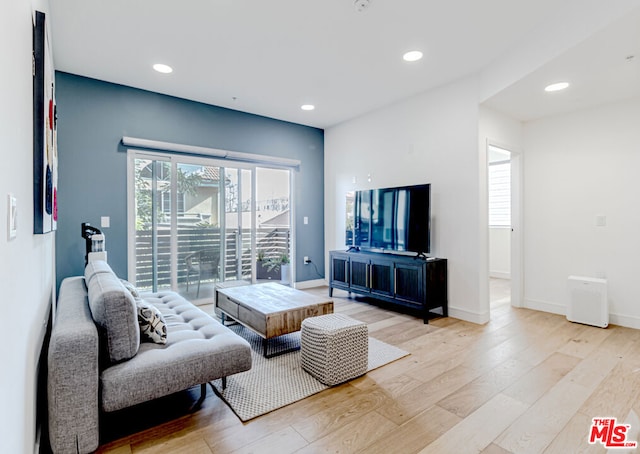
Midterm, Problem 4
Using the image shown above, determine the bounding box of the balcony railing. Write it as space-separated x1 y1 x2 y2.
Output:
135 227 290 290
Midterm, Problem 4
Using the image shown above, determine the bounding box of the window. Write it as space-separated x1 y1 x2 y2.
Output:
489 160 511 227
161 191 185 215
129 150 293 298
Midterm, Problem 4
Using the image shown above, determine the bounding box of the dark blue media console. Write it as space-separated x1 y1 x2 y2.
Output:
329 250 447 324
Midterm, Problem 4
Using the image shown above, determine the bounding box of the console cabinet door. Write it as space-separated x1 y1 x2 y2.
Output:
330 254 349 286
370 261 393 297
349 257 370 292
394 262 425 307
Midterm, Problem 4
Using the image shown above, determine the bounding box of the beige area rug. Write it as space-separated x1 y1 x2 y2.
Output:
210 324 409 421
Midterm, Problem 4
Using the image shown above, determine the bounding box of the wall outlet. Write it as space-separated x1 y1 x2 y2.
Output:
304 256 310 264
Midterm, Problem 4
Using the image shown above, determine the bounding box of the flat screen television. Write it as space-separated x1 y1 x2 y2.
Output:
347 183 430 255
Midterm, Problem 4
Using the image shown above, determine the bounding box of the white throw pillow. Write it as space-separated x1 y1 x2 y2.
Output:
136 299 167 344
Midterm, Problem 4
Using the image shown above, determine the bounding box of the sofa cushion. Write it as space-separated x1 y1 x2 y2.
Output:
86 264 140 363
137 299 167 344
100 291 252 412
84 260 114 284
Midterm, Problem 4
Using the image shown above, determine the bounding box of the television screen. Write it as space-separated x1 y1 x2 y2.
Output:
354 189 371 247
345 191 355 246
351 183 430 254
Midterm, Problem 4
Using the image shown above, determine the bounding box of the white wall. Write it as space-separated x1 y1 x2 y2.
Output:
323 1 635 326
489 228 511 278
479 107 523 282
523 97 640 327
0 1 54 453
325 76 489 323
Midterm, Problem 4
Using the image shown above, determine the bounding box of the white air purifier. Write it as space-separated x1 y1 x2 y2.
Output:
566 276 608 328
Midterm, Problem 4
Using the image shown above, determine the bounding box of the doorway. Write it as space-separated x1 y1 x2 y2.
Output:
487 143 521 309
127 151 292 304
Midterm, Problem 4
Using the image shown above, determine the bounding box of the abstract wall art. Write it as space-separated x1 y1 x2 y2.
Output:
33 10 57 234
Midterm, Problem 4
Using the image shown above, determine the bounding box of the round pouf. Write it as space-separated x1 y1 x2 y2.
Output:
300 313 368 386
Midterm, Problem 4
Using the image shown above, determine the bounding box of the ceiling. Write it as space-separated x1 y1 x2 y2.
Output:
49 1 639 129
484 7 640 122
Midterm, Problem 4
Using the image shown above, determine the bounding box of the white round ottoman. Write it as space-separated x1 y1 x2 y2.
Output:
300 313 368 386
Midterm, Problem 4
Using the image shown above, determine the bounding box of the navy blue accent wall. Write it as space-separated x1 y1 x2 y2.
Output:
55 72 324 287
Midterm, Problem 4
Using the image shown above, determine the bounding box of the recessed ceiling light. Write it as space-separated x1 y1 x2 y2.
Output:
153 63 173 74
354 0 371 12
301 104 315 111
403 50 423 62
544 82 569 92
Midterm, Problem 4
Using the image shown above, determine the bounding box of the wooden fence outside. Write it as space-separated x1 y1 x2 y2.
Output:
135 227 290 290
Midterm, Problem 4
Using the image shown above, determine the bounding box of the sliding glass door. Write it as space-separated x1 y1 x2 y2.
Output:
255 167 291 282
222 167 253 282
132 156 173 292
128 151 292 302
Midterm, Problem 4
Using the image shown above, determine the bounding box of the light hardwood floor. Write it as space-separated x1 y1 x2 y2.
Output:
490 277 511 308
95 286 640 453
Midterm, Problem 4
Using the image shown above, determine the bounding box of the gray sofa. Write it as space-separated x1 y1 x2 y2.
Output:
47 261 252 453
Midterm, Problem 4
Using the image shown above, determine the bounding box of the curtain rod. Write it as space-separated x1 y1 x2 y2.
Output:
121 136 301 169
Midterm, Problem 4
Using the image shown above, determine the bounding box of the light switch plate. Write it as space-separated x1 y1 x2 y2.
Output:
8 193 17 240
101 216 110 228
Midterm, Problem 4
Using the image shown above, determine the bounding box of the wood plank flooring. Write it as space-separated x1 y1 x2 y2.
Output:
95 286 640 454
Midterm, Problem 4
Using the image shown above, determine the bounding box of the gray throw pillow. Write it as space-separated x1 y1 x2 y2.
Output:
120 279 140 298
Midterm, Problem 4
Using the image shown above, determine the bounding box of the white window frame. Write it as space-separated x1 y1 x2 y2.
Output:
126 149 296 287
488 159 511 228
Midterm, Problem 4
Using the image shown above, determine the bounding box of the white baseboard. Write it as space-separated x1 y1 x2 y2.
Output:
448 306 490 325
490 271 511 279
294 279 327 290
523 298 565 316
524 298 640 330
608 313 640 330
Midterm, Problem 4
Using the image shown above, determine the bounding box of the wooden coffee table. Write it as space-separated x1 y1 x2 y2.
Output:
215 282 334 357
